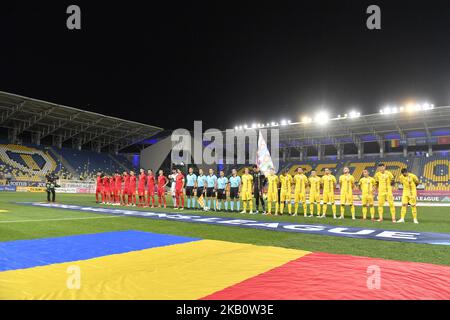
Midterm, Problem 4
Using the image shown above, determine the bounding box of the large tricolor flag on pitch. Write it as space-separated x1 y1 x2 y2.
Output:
1 230 450 299
255 130 275 175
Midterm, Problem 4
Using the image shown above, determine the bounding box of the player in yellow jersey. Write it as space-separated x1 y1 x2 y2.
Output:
359 169 376 220
308 171 321 217
266 168 279 215
397 168 419 224
339 167 356 219
321 168 337 218
293 167 308 216
279 169 293 215
374 163 396 223
240 167 253 214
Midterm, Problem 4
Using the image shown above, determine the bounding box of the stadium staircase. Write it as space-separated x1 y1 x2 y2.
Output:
48 147 78 178
107 154 129 172
411 157 421 178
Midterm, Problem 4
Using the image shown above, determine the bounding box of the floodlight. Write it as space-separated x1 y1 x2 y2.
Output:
301 116 312 124
348 110 360 118
314 111 329 124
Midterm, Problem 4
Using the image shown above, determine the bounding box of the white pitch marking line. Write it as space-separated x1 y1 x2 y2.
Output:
0 216 123 223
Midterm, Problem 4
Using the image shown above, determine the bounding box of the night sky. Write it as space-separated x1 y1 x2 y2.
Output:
1 1 450 130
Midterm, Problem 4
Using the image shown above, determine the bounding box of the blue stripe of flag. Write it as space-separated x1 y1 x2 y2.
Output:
0 230 200 272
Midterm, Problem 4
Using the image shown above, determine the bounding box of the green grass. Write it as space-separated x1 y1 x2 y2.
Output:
1 192 450 266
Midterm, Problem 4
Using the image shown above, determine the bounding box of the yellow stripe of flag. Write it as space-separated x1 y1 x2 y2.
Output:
0 239 310 300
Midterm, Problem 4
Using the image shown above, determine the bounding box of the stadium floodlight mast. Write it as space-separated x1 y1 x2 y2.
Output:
380 106 394 115
380 102 434 115
348 110 361 118
314 111 329 125
233 119 291 131
301 116 312 124
234 102 434 130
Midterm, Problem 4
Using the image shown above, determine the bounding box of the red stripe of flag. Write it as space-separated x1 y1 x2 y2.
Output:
202 252 450 300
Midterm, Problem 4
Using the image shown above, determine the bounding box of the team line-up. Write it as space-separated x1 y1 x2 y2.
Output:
95 163 420 224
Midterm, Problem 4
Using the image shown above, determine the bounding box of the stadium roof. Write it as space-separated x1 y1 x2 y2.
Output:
137 106 450 150
0 91 163 151
276 106 450 147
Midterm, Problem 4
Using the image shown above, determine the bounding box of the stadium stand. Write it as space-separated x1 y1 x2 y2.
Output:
0 91 163 183
58 147 134 180
212 105 450 192
0 143 60 182
0 142 135 183
421 157 450 191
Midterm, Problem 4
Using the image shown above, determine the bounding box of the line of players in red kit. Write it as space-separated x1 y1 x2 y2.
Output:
95 168 186 208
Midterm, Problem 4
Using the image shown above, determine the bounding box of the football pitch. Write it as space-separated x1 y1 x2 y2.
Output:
1 192 450 266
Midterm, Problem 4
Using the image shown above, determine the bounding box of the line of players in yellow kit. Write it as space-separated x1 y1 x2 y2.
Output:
245 163 419 223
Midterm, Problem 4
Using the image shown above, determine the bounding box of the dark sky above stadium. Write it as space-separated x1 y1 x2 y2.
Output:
1 1 450 131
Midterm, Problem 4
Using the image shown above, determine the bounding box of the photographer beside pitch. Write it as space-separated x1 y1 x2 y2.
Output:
45 173 60 203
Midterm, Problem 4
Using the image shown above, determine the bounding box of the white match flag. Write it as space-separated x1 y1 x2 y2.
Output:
256 130 275 175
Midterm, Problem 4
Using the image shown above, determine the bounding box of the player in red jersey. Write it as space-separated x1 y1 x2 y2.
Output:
109 175 115 204
129 170 137 206
102 174 110 204
114 172 123 205
137 169 147 207
146 169 156 207
95 172 103 203
122 171 130 205
157 169 169 208
174 168 185 210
